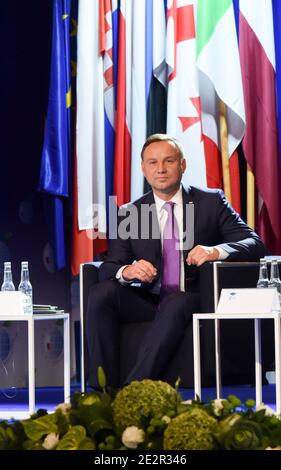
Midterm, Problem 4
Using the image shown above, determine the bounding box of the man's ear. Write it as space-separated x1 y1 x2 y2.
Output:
181 158 187 173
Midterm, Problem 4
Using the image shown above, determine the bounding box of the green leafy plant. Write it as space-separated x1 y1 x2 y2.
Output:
1 376 281 450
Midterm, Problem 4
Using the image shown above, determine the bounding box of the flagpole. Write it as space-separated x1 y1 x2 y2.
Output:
246 165 255 229
219 99 232 204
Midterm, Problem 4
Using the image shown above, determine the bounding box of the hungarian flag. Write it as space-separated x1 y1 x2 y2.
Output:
196 0 245 213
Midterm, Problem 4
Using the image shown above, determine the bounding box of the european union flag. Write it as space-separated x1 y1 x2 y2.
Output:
39 0 71 270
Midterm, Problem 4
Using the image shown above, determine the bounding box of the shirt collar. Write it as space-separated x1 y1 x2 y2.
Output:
153 185 183 211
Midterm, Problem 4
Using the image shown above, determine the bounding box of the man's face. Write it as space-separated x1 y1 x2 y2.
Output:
141 140 186 197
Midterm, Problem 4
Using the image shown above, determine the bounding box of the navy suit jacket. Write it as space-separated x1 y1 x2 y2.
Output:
99 186 265 293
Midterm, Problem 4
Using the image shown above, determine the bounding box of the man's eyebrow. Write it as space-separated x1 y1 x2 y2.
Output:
145 155 178 160
162 155 179 160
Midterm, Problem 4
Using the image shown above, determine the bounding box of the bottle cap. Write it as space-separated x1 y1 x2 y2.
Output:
4 262 11 268
21 261 28 267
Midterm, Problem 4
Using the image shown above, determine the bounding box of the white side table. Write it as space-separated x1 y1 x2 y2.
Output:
0 313 70 420
193 312 281 416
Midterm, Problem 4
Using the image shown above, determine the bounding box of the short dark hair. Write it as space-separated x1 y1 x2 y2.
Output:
141 133 185 160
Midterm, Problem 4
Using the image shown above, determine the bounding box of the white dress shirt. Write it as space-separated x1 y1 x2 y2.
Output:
116 186 228 291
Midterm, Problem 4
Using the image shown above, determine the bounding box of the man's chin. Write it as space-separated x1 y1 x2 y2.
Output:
153 183 179 195
154 185 170 193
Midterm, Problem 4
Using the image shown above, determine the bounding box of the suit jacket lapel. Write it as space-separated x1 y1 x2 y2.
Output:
182 186 195 261
136 191 162 271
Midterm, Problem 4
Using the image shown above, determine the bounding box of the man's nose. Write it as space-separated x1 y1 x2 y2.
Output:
157 162 167 172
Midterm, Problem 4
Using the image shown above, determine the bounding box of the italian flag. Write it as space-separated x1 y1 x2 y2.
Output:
196 0 245 213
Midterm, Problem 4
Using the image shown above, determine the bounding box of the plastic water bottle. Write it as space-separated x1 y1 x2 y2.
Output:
269 259 281 305
256 258 269 288
18 261 33 314
1 262 15 291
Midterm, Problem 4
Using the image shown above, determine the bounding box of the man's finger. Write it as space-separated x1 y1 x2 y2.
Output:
187 252 198 265
196 255 208 266
138 259 157 276
134 265 155 282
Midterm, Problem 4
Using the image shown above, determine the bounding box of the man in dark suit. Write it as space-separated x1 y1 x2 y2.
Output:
86 134 265 388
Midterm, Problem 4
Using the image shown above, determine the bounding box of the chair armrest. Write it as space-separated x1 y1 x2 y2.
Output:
79 262 103 392
80 262 103 319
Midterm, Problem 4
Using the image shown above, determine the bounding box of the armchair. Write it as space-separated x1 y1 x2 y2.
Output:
80 261 274 391
80 262 193 391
